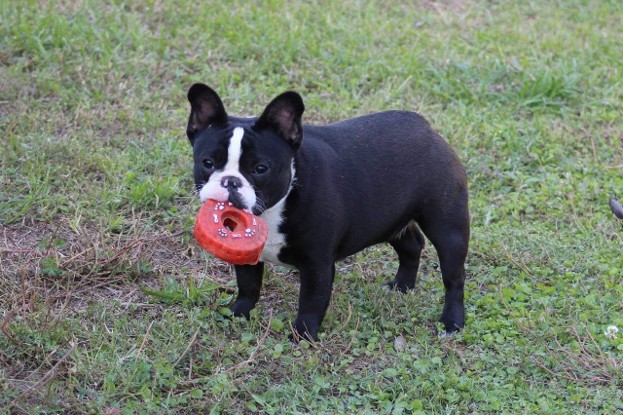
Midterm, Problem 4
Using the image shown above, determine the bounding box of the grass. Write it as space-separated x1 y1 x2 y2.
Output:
1 0 622 413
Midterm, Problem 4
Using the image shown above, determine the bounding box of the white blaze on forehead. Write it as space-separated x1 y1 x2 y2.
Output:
224 127 244 173
198 126 257 210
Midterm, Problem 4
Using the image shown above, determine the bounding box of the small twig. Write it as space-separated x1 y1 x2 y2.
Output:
225 310 273 373
0 248 43 254
341 316 361 355
338 304 353 332
46 273 80 331
587 128 597 164
135 320 155 363
505 251 532 276
21 341 78 398
0 309 19 347
173 328 200 368
59 245 97 268
554 337 596 371
581 327 605 361
74 276 127 294
571 327 600 367
533 326 616 385
532 356 582 382
188 356 194 381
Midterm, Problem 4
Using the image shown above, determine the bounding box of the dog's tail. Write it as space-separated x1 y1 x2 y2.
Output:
609 197 623 219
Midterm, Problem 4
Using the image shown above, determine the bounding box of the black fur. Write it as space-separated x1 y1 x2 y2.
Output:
187 84 470 341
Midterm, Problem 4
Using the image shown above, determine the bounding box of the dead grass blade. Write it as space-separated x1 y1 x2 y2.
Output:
19 340 79 399
532 326 622 386
225 309 274 373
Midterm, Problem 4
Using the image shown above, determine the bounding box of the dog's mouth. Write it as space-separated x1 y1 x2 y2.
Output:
227 190 247 211
197 178 257 212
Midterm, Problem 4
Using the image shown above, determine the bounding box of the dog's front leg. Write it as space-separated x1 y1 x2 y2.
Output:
231 262 264 319
292 261 336 342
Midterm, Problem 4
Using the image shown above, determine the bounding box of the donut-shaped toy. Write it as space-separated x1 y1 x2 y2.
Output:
194 199 268 265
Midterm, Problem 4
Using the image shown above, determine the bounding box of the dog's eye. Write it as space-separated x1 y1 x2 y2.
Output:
253 164 268 174
202 159 214 170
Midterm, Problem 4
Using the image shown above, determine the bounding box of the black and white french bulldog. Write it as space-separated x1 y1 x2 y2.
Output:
186 83 470 341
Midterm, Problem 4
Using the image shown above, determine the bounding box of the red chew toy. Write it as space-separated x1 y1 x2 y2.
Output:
194 200 268 265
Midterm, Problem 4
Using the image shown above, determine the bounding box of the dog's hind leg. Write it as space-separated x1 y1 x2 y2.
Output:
419 210 469 333
386 223 425 292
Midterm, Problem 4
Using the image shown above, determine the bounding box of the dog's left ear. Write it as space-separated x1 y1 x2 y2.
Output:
187 83 228 143
254 91 305 149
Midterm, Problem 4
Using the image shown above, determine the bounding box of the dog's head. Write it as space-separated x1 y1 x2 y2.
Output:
186 84 304 214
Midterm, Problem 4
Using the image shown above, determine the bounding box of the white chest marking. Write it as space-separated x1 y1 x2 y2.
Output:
258 161 296 266
259 197 288 265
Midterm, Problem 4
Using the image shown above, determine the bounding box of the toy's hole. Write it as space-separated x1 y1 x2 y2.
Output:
223 217 239 231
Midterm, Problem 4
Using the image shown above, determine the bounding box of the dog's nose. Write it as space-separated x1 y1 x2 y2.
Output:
221 176 243 189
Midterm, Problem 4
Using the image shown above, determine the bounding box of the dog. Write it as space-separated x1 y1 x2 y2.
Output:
186 83 470 341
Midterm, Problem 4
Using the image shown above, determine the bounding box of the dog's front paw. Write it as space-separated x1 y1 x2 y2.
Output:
230 298 255 319
439 316 464 335
290 316 319 343
384 279 415 293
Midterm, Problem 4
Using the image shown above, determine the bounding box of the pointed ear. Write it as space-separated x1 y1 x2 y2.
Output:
254 91 305 148
186 83 228 143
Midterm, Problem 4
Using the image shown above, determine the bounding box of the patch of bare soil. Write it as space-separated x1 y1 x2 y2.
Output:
0 219 232 315
0 217 240 410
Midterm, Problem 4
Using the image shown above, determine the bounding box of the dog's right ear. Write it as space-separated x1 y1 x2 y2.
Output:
254 91 305 149
186 83 228 143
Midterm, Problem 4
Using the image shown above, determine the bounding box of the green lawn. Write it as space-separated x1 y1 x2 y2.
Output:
1 0 622 413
